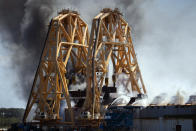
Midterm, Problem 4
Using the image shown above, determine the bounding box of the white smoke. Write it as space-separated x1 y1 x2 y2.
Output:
150 90 187 106
69 75 87 91
1 0 196 108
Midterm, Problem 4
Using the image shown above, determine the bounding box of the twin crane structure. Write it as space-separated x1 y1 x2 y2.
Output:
23 8 146 128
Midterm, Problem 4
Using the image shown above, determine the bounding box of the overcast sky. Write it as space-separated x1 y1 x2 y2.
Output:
137 0 196 103
0 0 196 108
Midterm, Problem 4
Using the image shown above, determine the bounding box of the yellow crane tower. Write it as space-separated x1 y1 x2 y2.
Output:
84 8 146 118
23 10 89 123
23 8 146 127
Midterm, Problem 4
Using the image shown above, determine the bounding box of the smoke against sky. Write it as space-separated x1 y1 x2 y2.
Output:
137 0 196 102
0 0 196 107
0 0 146 102
0 0 55 100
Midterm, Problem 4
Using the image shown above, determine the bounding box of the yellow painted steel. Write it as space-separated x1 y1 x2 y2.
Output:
23 10 89 123
23 8 146 125
83 8 146 118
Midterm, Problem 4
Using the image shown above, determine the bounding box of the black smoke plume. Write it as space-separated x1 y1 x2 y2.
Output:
0 0 147 101
0 0 53 99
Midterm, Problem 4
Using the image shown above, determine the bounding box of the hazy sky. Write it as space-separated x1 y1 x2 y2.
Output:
138 0 196 102
0 0 196 107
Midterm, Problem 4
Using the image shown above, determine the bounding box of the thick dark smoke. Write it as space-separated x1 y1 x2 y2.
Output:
115 0 145 39
0 0 54 99
0 0 25 43
17 0 54 99
0 0 148 101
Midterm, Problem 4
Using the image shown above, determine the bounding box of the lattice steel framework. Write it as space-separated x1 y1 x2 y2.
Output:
23 10 89 123
83 8 146 117
23 8 146 124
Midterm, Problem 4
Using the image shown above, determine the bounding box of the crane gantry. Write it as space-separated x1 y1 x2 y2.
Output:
23 10 89 123
84 8 146 118
23 8 146 126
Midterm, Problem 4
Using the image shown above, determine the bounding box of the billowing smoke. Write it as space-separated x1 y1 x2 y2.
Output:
186 95 196 105
0 0 25 43
137 1 196 105
69 74 87 91
0 0 148 102
150 93 167 105
150 91 186 106
169 91 185 105
0 0 54 100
